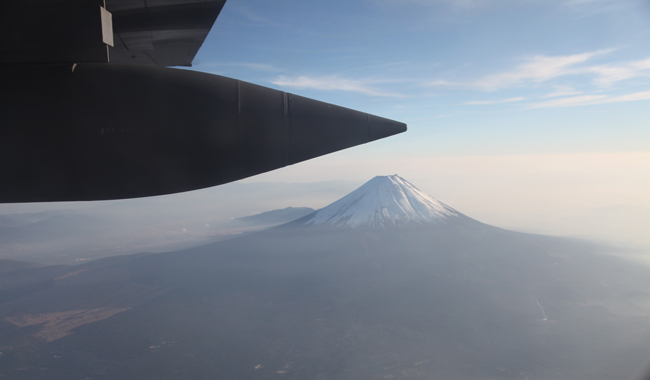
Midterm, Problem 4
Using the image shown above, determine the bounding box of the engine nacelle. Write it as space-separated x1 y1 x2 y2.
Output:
0 63 406 202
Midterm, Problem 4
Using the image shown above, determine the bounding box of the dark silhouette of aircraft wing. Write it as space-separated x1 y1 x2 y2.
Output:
0 0 406 203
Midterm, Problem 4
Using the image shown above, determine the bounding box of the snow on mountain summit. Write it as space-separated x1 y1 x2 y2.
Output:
302 175 459 228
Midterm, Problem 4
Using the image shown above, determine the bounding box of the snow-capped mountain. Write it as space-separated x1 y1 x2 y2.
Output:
299 175 460 228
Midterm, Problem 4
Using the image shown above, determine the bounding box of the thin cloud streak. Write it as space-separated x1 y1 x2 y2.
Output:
404 114 454 122
428 50 613 91
587 58 650 87
543 86 583 98
376 0 620 10
227 4 286 27
427 51 650 95
202 62 284 73
271 75 406 97
528 90 650 108
466 97 525 105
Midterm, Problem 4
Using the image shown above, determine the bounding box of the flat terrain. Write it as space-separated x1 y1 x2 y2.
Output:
1 223 649 379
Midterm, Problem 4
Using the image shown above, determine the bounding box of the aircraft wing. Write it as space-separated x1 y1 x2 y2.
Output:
0 0 407 203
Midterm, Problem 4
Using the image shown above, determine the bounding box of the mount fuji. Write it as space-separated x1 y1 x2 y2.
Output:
298 175 459 228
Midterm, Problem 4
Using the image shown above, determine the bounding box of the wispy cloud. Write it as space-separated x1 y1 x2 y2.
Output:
428 50 613 91
228 4 285 27
427 79 463 87
375 0 622 12
410 0 490 9
561 0 637 18
271 75 405 97
428 50 650 94
586 58 650 86
404 114 454 122
563 0 619 6
466 97 525 105
528 90 650 108
543 86 583 98
203 62 284 73
374 0 490 10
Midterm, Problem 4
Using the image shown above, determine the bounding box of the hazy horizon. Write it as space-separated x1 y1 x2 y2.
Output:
1 163 648 266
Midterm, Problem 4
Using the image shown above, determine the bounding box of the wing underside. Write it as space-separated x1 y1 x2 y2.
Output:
107 0 226 67
0 0 225 67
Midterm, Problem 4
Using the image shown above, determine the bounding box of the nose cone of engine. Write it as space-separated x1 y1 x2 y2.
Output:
286 93 406 164
1 63 407 202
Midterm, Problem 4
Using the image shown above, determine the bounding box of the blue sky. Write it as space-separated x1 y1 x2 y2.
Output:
194 0 650 157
